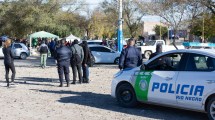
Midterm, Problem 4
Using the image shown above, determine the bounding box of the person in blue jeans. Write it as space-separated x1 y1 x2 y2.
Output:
81 41 90 83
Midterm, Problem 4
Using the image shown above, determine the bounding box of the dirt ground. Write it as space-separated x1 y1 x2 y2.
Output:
0 58 208 120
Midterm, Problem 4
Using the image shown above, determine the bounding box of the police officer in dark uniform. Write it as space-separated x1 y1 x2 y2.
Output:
149 44 171 70
54 39 72 87
149 44 163 59
119 38 142 70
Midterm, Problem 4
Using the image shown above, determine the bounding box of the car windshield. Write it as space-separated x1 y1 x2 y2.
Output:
145 41 156 46
88 42 102 45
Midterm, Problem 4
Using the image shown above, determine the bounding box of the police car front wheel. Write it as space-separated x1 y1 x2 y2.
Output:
116 83 137 108
207 97 215 120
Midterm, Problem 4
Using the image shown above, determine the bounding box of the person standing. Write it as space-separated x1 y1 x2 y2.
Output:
119 38 142 70
2 38 16 87
49 39 56 57
149 44 162 60
71 39 84 84
38 41 49 68
81 41 91 83
54 39 72 87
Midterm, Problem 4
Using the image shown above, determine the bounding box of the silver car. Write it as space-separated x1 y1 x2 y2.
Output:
0 43 30 59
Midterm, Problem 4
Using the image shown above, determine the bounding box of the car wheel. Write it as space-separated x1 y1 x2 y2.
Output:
114 57 120 64
116 83 137 107
207 97 215 120
144 51 152 59
20 53 27 60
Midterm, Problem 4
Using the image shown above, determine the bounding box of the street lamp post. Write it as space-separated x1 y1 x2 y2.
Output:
117 0 123 52
160 17 162 40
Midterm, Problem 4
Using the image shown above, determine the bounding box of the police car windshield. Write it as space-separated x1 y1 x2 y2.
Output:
145 41 156 46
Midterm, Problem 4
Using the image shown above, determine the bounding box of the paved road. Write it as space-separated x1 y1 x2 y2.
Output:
0 56 149 67
0 57 208 120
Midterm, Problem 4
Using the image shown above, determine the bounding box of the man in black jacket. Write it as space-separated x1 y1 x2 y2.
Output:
81 41 90 83
54 39 72 87
119 38 142 70
149 44 162 60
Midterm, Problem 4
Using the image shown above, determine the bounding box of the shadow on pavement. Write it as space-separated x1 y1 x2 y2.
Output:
32 89 207 120
14 56 56 67
15 77 59 87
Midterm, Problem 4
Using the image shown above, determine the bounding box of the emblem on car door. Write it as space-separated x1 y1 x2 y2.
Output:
139 80 148 91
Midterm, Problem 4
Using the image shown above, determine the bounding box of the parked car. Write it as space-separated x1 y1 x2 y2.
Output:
87 40 103 45
111 49 215 120
138 40 185 59
0 42 30 59
88 45 120 64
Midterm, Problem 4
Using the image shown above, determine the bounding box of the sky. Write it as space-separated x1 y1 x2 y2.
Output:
86 0 160 22
85 0 104 9
0 0 160 22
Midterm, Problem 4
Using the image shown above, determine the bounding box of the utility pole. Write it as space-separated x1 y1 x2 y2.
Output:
117 0 123 52
202 15 205 43
160 17 162 40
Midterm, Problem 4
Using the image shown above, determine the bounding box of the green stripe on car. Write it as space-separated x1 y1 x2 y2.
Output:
134 71 153 101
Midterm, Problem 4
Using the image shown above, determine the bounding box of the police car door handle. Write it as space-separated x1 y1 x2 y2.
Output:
165 77 173 81
206 80 215 84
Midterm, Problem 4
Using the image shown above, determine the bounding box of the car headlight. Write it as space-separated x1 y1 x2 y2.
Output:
113 70 123 78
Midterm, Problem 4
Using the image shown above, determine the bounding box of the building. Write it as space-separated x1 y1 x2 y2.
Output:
142 21 167 40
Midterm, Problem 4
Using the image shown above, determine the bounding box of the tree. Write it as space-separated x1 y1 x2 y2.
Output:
154 25 168 39
199 0 215 15
147 0 188 49
123 0 144 38
0 0 84 38
100 0 145 38
191 14 215 42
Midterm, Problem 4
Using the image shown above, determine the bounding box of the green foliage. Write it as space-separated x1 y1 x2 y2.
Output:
191 14 215 40
0 0 145 39
0 0 83 38
154 25 168 37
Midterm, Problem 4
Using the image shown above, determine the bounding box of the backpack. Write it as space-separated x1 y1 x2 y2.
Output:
71 47 82 65
87 49 94 66
40 46 48 53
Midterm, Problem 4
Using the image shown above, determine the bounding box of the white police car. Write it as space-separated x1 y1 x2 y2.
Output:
111 49 215 120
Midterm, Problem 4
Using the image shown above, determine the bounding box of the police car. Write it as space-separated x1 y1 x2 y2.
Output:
111 49 215 120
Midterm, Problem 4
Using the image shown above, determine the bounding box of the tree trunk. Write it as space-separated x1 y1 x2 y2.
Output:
173 29 178 50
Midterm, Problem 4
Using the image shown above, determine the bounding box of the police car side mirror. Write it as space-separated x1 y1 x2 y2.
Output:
140 64 146 70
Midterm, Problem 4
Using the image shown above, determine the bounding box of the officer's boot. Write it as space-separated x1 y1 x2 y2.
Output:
59 82 63 87
86 79 89 83
66 81 70 87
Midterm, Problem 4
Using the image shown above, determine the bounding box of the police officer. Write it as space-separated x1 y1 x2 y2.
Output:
149 44 171 70
149 44 162 59
119 38 142 70
54 39 72 87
